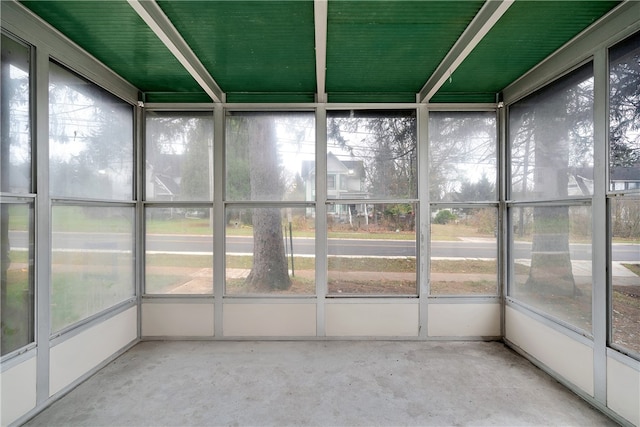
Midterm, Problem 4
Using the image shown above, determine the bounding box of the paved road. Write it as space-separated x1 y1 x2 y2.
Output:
7 231 639 261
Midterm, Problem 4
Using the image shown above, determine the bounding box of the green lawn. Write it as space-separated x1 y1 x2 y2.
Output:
622 263 640 276
50 270 133 332
1 269 33 355
9 208 637 243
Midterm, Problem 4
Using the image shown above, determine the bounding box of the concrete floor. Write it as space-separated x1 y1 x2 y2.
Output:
25 341 617 426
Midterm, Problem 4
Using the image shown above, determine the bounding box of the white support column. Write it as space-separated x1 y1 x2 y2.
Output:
315 106 328 336
35 46 51 404
591 48 608 404
418 0 514 103
127 0 225 103
498 102 507 337
213 107 225 336
314 0 328 103
417 104 430 338
135 102 144 339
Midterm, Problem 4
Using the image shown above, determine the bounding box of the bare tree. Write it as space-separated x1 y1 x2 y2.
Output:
428 112 496 202
328 110 417 199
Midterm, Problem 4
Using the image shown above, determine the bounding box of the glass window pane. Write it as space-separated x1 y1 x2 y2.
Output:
226 112 315 201
49 62 133 200
430 207 497 295
609 32 640 193
1 202 34 355
145 207 213 294
1 35 31 194
226 207 315 295
327 110 417 200
328 203 416 295
51 205 134 332
429 112 497 202
145 112 214 201
510 63 594 201
610 197 640 355
510 205 592 332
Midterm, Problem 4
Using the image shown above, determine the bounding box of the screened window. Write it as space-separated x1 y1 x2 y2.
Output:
226 112 315 202
327 110 417 200
327 110 417 295
225 207 315 295
609 32 640 193
608 32 640 358
145 111 214 202
429 111 498 296
609 197 640 356
1 34 31 195
0 202 35 356
51 205 134 332
145 207 213 295
510 64 595 201
327 203 416 295
49 62 133 201
510 205 593 331
429 112 496 203
508 63 594 333
49 61 135 331
430 207 498 296
225 112 315 295
1 34 34 357
144 111 215 295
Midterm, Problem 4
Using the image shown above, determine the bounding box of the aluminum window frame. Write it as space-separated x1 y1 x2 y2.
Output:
1 31 37 360
504 60 597 334
427 108 500 297
325 108 420 297
605 31 640 361
222 108 317 298
47 58 138 335
141 108 216 297
500 5 640 391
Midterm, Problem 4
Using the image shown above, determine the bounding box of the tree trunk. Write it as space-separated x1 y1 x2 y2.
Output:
245 115 290 290
245 207 290 290
525 93 577 296
526 206 577 296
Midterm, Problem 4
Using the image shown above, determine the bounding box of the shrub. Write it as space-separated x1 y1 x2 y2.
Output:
433 209 456 225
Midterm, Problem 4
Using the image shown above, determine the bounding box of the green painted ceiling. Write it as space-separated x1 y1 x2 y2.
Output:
326 0 484 103
20 0 209 102
156 0 317 103
431 0 621 103
18 0 621 104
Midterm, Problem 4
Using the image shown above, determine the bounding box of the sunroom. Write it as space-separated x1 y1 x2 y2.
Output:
1 0 639 425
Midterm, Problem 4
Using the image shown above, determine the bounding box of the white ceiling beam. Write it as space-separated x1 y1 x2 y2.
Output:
418 0 514 103
127 0 225 103
314 0 328 103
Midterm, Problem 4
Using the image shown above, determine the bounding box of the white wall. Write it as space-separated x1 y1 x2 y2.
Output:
139 300 501 339
325 302 419 337
223 303 316 337
50 307 137 396
142 302 214 337
607 355 640 426
0 307 137 426
505 306 594 395
0 355 37 427
428 303 501 337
